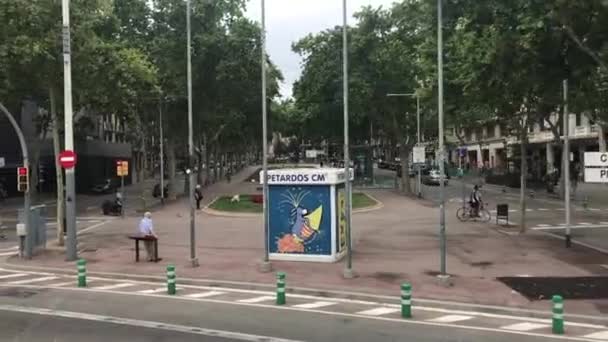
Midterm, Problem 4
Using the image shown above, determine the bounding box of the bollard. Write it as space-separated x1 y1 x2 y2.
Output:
276 272 286 305
77 259 87 287
167 265 176 295
401 283 412 318
552 295 564 334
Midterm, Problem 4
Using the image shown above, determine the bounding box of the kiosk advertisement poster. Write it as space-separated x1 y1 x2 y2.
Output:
268 185 332 255
336 185 346 253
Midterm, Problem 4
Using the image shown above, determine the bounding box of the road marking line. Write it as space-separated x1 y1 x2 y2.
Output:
525 209 534 212
584 330 608 339
46 281 80 287
7 276 58 285
0 273 29 280
538 208 550 211
356 307 400 316
92 283 136 291
78 220 111 235
500 322 549 331
1 284 604 341
557 208 565 211
184 291 226 298
589 208 601 211
535 224 551 227
0 304 304 342
0 251 18 257
508 209 517 213
138 287 182 294
601 265 608 270
578 222 592 226
601 222 608 225
427 315 473 323
292 301 336 309
238 296 275 303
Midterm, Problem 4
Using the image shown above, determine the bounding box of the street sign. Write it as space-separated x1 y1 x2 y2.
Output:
116 160 129 177
413 146 425 164
0 157 4 168
584 152 608 167
59 150 77 169
584 168 608 183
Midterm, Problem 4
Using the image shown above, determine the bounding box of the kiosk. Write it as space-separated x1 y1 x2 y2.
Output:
260 168 353 262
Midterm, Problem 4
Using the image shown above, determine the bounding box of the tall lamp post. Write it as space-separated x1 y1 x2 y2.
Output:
186 0 198 267
260 0 272 272
437 0 449 284
387 92 422 198
342 0 355 279
62 0 77 261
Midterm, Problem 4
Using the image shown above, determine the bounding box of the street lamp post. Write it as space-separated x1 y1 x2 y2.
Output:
342 0 355 279
186 0 198 267
62 0 77 261
563 79 571 248
260 0 272 272
159 96 165 205
437 0 449 284
387 92 422 197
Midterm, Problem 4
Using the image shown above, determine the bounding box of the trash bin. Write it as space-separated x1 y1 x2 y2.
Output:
496 204 509 225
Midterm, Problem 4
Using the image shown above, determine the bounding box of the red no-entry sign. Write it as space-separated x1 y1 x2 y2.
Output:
59 150 77 169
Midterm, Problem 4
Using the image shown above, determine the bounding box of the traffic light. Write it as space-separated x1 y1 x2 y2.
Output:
17 167 28 192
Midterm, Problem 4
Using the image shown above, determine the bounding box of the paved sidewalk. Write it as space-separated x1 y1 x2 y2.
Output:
7 165 608 316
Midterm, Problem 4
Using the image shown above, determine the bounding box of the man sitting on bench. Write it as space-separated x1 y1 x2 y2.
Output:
138 212 158 261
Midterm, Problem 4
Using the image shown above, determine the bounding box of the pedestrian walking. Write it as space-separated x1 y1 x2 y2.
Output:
194 184 203 210
138 212 158 262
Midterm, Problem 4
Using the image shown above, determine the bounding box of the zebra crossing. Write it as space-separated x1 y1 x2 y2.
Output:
0 268 607 341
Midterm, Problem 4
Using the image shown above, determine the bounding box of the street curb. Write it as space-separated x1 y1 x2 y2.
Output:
202 192 384 218
2 257 607 323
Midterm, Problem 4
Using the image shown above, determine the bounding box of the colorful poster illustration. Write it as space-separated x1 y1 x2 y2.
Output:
336 185 347 253
268 185 331 255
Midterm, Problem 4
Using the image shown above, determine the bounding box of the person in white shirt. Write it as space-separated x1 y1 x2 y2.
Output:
138 212 157 261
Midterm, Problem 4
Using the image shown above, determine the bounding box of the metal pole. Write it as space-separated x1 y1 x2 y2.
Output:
437 0 448 281
416 94 422 198
120 175 125 218
260 0 271 272
62 0 77 261
342 0 354 278
0 103 30 256
159 97 165 205
563 79 571 248
186 0 198 267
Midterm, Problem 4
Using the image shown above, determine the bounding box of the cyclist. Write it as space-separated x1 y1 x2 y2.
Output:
469 185 482 217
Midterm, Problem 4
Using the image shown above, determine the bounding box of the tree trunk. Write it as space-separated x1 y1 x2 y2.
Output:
50 87 64 246
599 125 607 152
166 140 177 200
519 139 527 233
399 146 412 194
205 142 211 185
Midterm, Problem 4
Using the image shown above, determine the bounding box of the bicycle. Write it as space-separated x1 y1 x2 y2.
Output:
456 202 491 222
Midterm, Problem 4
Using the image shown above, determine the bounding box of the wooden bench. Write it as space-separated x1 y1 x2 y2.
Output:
128 235 160 262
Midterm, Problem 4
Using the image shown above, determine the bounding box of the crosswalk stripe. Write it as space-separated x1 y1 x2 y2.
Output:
291 301 336 309
535 224 550 227
92 283 136 291
508 209 517 213
237 296 275 303
426 315 473 323
600 222 608 225
184 291 226 298
356 307 400 316
0 251 18 257
0 273 29 280
578 222 592 226
537 208 549 211
138 287 182 294
584 330 608 339
500 322 549 331
46 281 79 287
8 276 58 285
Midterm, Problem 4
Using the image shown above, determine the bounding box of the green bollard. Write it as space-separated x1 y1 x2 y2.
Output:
77 259 87 287
552 295 564 334
167 265 176 295
276 272 286 305
401 283 412 318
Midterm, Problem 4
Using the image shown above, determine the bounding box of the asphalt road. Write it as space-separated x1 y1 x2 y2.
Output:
0 287 571 342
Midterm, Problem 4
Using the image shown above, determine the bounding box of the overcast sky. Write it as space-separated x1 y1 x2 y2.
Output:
245 0 396 98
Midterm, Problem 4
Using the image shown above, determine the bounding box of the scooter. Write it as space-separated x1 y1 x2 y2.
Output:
102 199 123 216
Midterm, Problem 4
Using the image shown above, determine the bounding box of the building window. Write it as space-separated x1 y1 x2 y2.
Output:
486 124 495 138
576 113 582 127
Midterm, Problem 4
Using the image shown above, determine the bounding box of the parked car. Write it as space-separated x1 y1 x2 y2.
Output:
422 169 449 186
